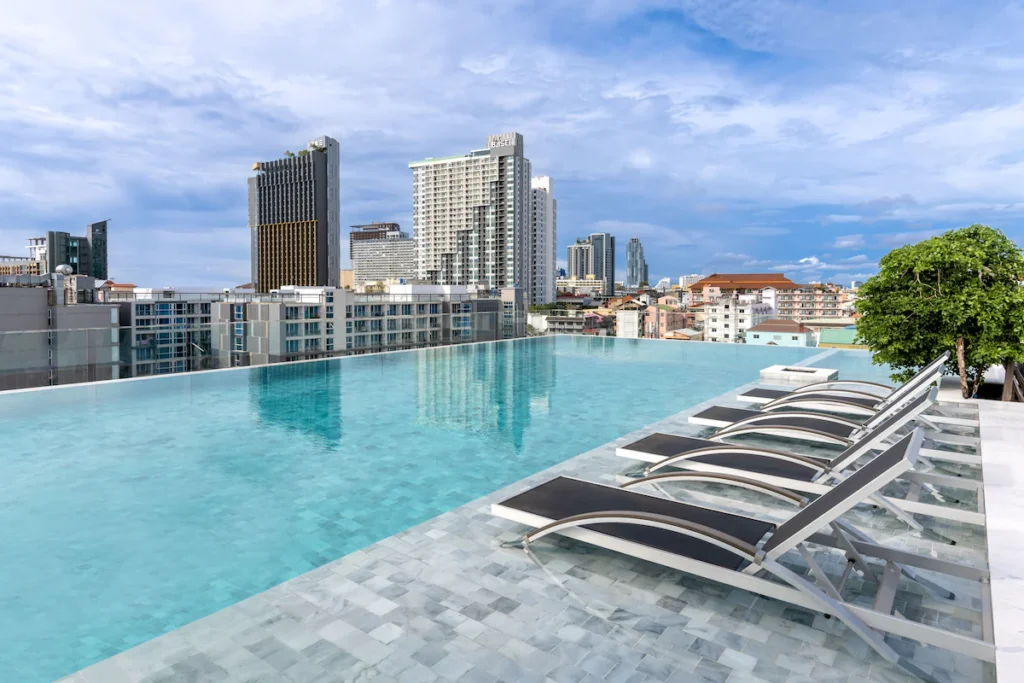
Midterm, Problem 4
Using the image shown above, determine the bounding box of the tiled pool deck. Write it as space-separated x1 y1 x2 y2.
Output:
58 379 1008 683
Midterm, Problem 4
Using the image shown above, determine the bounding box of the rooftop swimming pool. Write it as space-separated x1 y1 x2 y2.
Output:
0 337 889 681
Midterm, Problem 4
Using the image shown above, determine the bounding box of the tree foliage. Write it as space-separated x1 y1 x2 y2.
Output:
856 224 1024 397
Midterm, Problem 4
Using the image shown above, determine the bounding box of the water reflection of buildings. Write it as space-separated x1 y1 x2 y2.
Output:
248 360 344 445
416 338 556 452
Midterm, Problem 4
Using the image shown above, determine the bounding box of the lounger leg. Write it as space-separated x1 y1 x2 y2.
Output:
758 558 942 683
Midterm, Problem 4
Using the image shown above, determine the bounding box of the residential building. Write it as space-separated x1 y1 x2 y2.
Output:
534 308 610 336
566 239 592 279
616 302 645 338
555 275 605 297
690 273 797 305
112 288 222 377
818 326 867 349
213 283 524 366
349 224 416 286
0 255 45 276
339 269 354 289
25 220 109 279
410 133 532 299
851 280 864 289
747 319 815 347
657 294 683 309
705 297 772 343
654 277 672 292
589 232 615 296
644 304 686 339
625 237 648 288
530 176 557 305
774 284 844 322
678 274 703 289
249 135 341 292
0 272 119 390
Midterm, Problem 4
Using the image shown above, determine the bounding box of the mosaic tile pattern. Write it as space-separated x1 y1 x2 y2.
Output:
60 380 995 683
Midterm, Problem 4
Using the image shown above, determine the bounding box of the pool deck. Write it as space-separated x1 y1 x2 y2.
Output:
57 378 1008 683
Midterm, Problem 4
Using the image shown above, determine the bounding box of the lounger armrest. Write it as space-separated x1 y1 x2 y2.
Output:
520 510 759 562
792 380 892 395
765 387 888 402
645 446 827 476
622 471 807 506
761 396 879 413
721 411 863 429
712 424 853 446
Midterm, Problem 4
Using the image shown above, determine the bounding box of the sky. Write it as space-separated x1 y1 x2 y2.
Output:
1 0 1023 288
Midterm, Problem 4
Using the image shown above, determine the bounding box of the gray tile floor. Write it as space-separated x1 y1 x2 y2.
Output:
59 384 995 683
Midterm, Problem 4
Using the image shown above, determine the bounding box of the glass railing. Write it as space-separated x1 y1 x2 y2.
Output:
0 313 529 392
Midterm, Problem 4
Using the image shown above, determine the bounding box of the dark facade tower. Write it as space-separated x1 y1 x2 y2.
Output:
39 221 108 278
249 136 340 293
86 221 108 280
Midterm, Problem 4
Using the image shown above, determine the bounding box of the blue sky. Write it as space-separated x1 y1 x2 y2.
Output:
1 0 1023 288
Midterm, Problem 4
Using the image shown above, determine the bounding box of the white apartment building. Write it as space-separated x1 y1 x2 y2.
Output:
530 176 557 305
678 274 704 289
555 276 605 297
410 133 532 300
705 297 772 343
616 304 645 338
351 228 416 286
566 240 592 279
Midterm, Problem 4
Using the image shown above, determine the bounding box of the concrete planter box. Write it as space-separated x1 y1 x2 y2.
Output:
760 365 838 385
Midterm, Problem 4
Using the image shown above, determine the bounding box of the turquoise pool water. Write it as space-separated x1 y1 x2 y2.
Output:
0 337 832 681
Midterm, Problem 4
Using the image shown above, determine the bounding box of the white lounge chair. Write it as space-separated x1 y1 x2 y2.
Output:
492 431 993 683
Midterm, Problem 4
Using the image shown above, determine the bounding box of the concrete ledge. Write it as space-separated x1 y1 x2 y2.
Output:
760 364 838 385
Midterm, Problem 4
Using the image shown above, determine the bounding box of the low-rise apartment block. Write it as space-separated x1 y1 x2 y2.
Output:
705 297 772 343
772 283 843 322
644 304 686 339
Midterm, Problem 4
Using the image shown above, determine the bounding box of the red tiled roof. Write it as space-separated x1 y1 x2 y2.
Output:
689 273 798 292
748 318 812 334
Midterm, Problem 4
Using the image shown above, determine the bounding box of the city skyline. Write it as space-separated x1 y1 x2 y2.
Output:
1 2 1023 288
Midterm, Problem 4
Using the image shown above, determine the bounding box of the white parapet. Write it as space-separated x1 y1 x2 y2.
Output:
760 365 838 385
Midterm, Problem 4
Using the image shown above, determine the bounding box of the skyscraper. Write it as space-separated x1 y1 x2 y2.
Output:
249 135 340 292
589 232 615 296
625 237 648 288
567 239 592 279
530 176 557 305
410 133 532 299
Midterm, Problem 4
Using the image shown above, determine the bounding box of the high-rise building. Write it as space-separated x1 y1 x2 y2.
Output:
589 232 615 296
249 136 340 293
567 239 592 279
625 237 648 288
410 133 532 299
678 274 703 289
529 177 557 305
349 223 416 286
24 221 109 279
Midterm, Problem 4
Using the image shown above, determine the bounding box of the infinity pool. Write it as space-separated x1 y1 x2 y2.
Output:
0 337 861 681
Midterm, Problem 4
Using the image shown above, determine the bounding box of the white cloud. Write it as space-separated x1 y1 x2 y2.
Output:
833 234 865 248
589 220 695 248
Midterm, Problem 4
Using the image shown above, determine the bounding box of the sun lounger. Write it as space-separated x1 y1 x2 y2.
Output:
492 430 994 681
616 389 983 527
735 352 974 428
736 352 948 416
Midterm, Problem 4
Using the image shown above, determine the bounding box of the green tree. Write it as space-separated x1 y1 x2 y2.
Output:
856 224 1024 398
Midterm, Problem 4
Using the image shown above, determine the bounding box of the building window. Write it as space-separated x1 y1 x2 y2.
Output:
370 319 382 331
304 338 321 351
388 304 398 316
792 336 799 341
325 291 334 303
286 323 300 337
286 339 300 353
234 322 245 336
200 303 211 315
387 319 397 331
136 304 152 317
402 304 412 316
304 322 320 335
430 303 439 314
326 306 334 319
286 306 301 320
371 305 383 317
345 305 352 319
326 322 334 334
233 305 244 320
326 337 334 351
305 306 320 319
233 336 245 351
